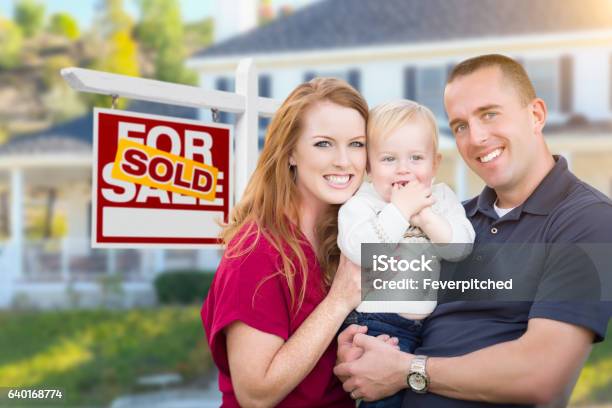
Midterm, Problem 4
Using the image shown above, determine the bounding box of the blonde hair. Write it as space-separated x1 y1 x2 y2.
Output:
368 100 439 153
220 77 368 313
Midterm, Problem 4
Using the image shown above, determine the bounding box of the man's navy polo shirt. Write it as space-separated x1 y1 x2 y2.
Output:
402 156 612 408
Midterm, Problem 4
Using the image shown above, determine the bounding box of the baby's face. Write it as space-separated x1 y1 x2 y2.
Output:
368 118 439 202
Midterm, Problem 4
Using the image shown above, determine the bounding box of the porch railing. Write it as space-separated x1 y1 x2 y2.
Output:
22 238 149 282
18 238 221 283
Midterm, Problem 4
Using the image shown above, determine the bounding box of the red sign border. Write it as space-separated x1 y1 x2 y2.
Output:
91 108 233 249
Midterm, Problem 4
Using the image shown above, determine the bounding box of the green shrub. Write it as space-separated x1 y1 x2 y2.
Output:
154 270 214 305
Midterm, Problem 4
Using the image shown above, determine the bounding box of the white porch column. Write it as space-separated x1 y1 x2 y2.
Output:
196 249 221 272
60 238 70 281
107 249 117 275
454 157 468 201
154 249 165 274
10 168 24 280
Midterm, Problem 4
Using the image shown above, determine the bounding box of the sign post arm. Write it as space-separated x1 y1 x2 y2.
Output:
61 66 280 116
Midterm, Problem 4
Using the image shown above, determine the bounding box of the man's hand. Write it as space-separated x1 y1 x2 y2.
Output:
334 333 411 401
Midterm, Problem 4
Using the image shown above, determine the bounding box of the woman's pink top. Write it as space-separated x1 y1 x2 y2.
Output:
201 226 353 407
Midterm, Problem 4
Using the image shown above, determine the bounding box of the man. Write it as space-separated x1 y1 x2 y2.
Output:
334 54 611 407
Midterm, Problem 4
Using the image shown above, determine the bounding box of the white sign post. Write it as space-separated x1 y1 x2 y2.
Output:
62 58 280 205
62 58 281 248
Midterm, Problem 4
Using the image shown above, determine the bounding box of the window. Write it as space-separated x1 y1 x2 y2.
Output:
302 69 361 91
523 58 563 113
415 66 446 119
403 65 447 119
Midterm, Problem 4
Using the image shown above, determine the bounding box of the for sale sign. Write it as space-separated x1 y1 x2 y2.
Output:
92 108 232 247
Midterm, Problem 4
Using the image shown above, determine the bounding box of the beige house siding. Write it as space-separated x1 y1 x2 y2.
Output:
437 145 612 201
570 152 612 198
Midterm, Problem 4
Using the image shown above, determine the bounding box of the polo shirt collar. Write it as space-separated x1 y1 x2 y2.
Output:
467 183 497 218
522 155 573 215
467 155 573 218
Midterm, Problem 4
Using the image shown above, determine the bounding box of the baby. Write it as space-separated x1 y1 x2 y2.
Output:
338 100 475 407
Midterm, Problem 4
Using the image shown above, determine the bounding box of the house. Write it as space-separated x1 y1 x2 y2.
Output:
188 0 612 199
2 0 612 308
0 101 222 308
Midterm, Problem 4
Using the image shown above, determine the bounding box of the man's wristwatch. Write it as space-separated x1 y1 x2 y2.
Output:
407 355 429 394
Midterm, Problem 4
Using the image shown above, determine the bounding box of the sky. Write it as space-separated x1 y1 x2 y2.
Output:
0 0 315 26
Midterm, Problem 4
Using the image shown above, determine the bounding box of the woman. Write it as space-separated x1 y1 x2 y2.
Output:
201 78 369 407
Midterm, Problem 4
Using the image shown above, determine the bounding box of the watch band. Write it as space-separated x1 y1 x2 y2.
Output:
411 355 428 374
408 355 429 393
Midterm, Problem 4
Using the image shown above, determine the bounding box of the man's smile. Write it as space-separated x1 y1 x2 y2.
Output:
476 147 505 164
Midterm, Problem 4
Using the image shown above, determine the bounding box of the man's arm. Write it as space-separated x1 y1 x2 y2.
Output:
335 318 593 404
427 318 593 404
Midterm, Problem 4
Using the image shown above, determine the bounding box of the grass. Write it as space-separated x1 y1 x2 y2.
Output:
0 306 212 407
571 324 612 405
0 307 609 406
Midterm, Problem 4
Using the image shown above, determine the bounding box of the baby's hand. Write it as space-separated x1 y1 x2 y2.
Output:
391 180 435 222
410 205 436 228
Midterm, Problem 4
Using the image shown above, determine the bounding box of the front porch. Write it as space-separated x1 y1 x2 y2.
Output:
0 154 221 309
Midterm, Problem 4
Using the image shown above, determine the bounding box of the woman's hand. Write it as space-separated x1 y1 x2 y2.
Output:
335 333 411 401
327 255 362 314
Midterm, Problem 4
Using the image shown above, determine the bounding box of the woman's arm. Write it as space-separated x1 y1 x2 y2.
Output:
225 256 361 408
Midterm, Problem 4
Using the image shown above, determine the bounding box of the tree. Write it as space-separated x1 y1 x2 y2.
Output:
42 55 87 122
14 0 45 38
0 17 23 69
87 0 139 109
184 17 214 54
48 12 80 40
136 0 197 85
95 0 133 36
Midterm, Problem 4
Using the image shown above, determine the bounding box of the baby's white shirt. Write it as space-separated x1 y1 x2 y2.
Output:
337 181 476 316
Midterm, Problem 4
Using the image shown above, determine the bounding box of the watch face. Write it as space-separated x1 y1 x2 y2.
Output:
409 373 427 391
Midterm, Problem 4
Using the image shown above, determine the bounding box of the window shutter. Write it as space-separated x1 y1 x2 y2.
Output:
560 55 573 114
347 69 361 91
258 75 272 136
446 62 455 81
403 67 416 100
304 71 316 82
609 54 612 111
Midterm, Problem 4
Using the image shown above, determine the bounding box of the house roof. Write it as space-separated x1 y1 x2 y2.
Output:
0 102 198 157
194 0 612 58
